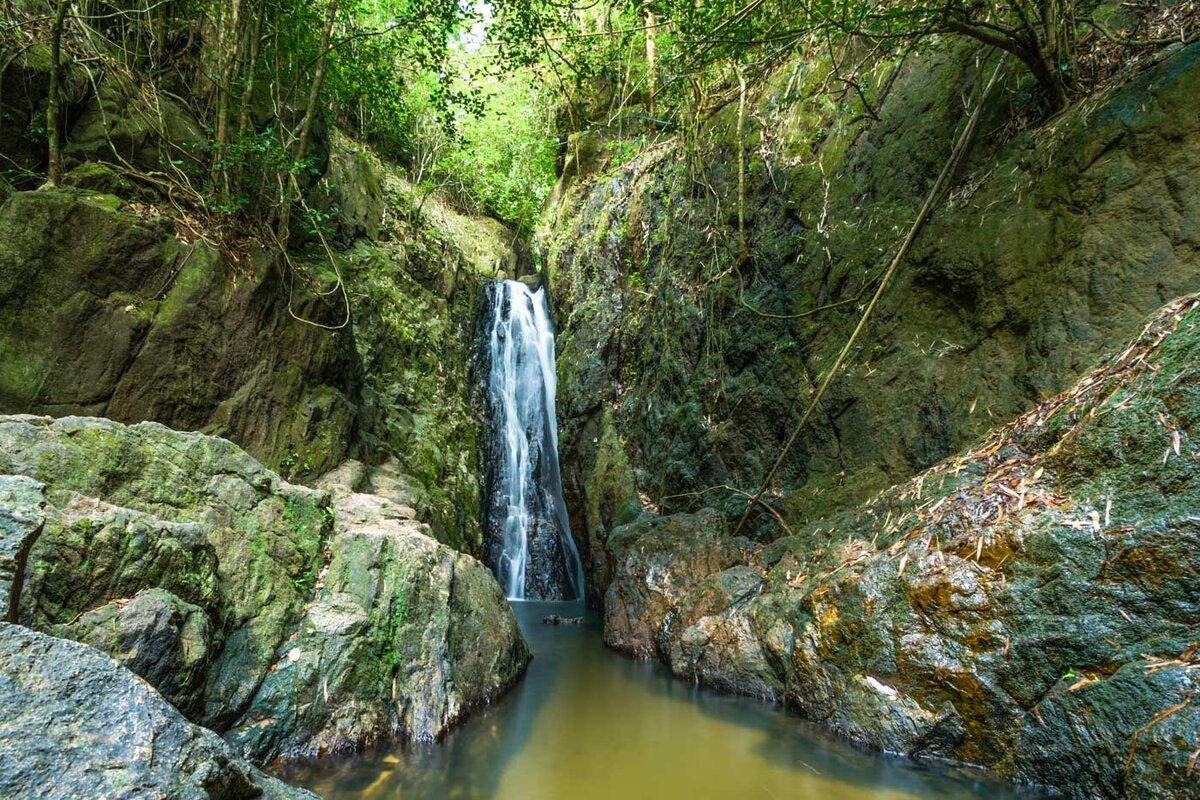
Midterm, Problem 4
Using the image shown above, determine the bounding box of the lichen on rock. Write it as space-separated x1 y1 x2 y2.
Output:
226 473 529 761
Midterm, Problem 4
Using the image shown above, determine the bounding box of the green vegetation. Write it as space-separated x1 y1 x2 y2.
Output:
431 69 558 233
1 0 561 234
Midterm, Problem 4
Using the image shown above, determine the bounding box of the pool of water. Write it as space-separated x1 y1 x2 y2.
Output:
277 601 1025 800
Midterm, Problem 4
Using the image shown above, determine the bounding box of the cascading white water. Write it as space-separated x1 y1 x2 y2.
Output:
484 279 584 601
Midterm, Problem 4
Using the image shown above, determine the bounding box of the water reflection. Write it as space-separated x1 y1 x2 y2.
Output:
276 602 1026 800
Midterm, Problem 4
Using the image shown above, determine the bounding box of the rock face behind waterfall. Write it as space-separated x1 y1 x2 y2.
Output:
601 296 1200 798
480 280 583 600
0 415 528 767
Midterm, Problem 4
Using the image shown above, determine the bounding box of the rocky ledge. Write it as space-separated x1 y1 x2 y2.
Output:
0 415 528 785
603 295 1200 798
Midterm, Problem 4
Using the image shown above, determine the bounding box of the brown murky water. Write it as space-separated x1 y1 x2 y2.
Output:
276 601 1026 800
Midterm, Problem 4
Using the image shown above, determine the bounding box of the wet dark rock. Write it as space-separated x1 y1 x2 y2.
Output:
520 516 578 600
542 615 584 625
478 281 582 600
0 622 315 800
58 588 214 718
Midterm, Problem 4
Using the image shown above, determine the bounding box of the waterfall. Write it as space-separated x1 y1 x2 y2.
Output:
482 279 584 601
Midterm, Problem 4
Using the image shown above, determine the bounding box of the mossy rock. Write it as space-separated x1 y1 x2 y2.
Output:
0 415 329 741
1 414 529 763
0 188 361 478
64 73 206 176
597 296 1200 797
62 162 136 197
0 623 317 799
226 487 529 760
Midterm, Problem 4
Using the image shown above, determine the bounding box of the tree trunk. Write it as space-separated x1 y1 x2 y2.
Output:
943 19 1070 111
1037 0 1073 110
1023 45 1070 111
46 0 72 188
296 0 337 166
277 0 337 241
236 6 265 140
736 66 747 260
213 0 245 192
644 8 656 115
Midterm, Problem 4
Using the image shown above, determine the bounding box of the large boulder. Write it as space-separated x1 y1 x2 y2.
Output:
0 415 528 762
605 508 784 700
310 135 388 244
226 482 529 760
0 414 330 736
0 622 314 800
64 72 206 176
602 295 1200 797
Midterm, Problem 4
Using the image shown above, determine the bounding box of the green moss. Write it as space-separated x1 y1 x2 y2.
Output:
321 223 490 554
384 586 409 672
156 244 219 326
0 334 51 408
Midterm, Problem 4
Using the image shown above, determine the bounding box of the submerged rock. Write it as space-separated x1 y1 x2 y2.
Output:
602 295 1200 797
0 415 528 763
0 622 315 800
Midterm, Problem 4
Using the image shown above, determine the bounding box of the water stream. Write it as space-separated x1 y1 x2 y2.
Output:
482 279 584 601
278 602 1024 800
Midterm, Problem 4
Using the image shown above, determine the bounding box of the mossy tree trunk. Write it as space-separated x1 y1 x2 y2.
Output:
45 0 72 188
212 0 246 195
